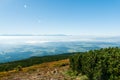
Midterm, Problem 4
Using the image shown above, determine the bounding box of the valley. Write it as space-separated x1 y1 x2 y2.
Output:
0 41 119 63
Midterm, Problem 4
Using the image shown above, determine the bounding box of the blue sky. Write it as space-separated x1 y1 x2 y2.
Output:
0 0 120 36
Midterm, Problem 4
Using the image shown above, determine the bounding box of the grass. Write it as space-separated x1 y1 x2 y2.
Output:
63 69 89 80
0 59 88 80
0 59 69 79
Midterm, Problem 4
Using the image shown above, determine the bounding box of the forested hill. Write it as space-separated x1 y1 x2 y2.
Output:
70 47 120 80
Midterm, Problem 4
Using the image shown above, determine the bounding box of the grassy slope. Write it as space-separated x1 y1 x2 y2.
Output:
0 59 70 80
0 53 77 72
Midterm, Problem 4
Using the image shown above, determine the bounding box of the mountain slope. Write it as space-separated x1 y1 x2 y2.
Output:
0 59 72 80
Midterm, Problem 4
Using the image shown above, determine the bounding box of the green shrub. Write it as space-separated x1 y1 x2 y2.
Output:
15 65 22 71
70 47 120 80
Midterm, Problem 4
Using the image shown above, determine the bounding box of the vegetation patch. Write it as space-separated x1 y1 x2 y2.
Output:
70 47 120 80
64 69 89 80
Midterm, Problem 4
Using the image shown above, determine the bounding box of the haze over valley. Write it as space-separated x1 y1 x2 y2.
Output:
0 35 120 63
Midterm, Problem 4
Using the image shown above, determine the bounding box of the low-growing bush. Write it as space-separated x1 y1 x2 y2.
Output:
70 47 120 80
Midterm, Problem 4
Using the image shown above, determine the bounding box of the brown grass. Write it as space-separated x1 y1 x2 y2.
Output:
0 59 69 79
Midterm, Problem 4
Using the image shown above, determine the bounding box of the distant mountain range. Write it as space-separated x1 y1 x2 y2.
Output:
1 35 120 42
0 34 69 36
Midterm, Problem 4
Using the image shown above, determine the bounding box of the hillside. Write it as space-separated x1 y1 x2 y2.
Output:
0 53 76 72
0 47 120 80
0 59 83 80
0 52 87 80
